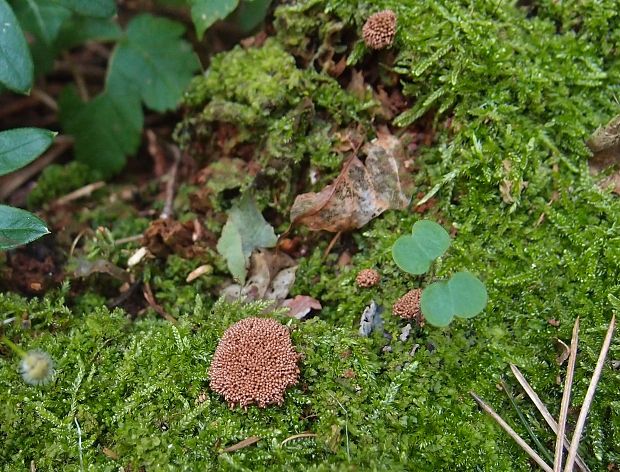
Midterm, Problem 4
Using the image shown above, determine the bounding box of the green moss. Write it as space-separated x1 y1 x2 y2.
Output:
27 162 103 208
179 38 374 212
4 0 620 470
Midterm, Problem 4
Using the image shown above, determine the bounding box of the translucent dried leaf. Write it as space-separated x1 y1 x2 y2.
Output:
291 132 412 232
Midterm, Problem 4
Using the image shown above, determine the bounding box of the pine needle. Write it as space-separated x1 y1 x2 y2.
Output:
554 317 579 472
501 379 554 465
564 314 616 472
470 391 553 472
510 364 590 472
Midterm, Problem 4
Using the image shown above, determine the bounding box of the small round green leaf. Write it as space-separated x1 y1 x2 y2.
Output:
420 281 454 327
392 235 432 274
448 272 488 319
0 128 56 176
0 205 49 250
392 219 451 275
420 272 488 327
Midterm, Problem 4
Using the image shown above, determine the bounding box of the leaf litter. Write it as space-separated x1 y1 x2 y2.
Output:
587 113 620 194
290 129 413 232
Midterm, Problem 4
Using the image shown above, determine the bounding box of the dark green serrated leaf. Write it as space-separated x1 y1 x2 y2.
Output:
51 0 115 18
0 0 33 93
0 128 55 176
0 205 49 250
12 0 71 44
232 0 271 34
59 84 143 176
55 15 121 49
109 14 200 112
190 0 238 39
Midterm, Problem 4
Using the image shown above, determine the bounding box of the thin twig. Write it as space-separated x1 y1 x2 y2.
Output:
143 282 177 324
470 392 553 472
222 436 260 453
0 136 73 201
62 52 89 100
564 315 616 472
31 88 59 112
0 96 38 119
146 130 168 177
160 144 182 220
115 234 143 245
74 417 84 472
329 394 350 461
554 318 579 472
323 231 342 259
69 229 91 258
52 181 105 207
510 364 590 472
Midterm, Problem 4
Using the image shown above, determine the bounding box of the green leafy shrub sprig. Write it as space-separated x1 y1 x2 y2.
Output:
392 219 487 327
0 138 52 248
3 0 274 177
0 2 52 250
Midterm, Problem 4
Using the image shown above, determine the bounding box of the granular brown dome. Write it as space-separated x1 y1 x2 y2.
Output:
356 268 381 288
209 317 300 408
362 10 397 50
393 289 423 323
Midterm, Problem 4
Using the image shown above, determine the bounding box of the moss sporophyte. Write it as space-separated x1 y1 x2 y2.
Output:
2 337 55 385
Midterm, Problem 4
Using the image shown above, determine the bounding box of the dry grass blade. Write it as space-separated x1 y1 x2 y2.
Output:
52 181 105 206
564 314 616 472
554 317 579 472
222 436 261 453
510 364 590 472
281 433 317 446
470 391 553 472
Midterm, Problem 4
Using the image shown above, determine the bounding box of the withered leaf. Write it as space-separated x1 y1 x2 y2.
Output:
290 132 412 232
243 249 296 301
281 295 322 319
587 113 620 194
73 258 130 283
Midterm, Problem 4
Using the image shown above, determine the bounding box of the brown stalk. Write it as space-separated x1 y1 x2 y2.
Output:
510 364 590 472
554 318 579 472
470 391 553 472
564 314 616 472
143 282 177 324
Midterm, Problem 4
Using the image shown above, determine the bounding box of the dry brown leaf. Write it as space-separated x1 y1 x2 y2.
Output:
556 338 570 366
281 295 322 319
142 219 198 258
73 258 130 283
220 249 297 302
290 131 412 232
243 250 296 300
587 113 620 194
101 447 119 460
